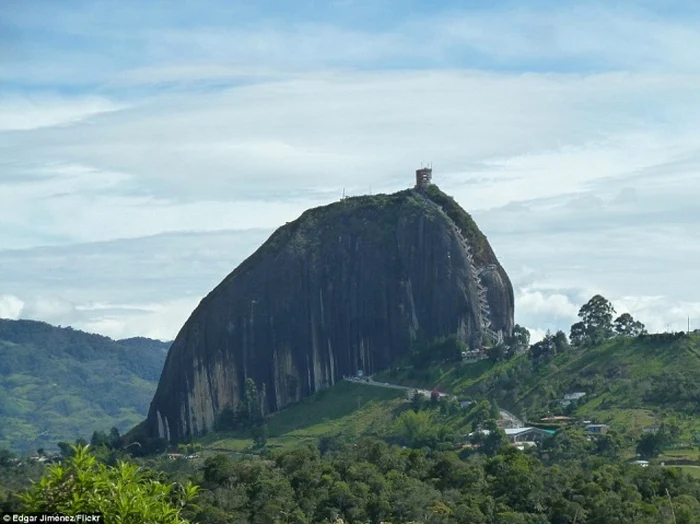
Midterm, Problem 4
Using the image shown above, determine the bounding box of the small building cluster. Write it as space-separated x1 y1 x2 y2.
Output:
538 415 610 439
465 426 555 450
167 453 200 461
462 349 488 364
561 391 587 407
584 424 609 436
28 453 61 464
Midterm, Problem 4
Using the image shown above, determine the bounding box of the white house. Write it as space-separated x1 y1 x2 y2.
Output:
462 350 488 363
468 427 554 445
585 424 610 435
561 392 587 407
504 427 553 444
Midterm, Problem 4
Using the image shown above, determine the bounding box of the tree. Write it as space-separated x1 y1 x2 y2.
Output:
20 445 198 523
575 295 616 346
540 428 593 462
392 410 437 448
475 421 508 457
636 432 665 459
0 448 15 467
551 330 570 353
214 406 237 431
595 431 623 460
507 324 531 353
613 313 647 337
468 400 493 432
91 430 108 448
569 321 587 347
410 391 424 413
57 442 74 458
107 427 122 449
252 423 269 448
202 454 235 486
487 343 507 363
243 378 265 425
530 333 553 361
529 331 568 362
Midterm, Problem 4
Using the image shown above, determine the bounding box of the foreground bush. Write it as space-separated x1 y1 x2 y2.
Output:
20 445 198 524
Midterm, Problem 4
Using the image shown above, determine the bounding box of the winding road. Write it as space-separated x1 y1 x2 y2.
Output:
344 375 525 428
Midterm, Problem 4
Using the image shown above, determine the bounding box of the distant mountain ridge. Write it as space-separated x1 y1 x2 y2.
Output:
0 318 170 453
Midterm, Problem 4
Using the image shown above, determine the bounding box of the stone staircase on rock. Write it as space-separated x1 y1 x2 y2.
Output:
413 190 503 346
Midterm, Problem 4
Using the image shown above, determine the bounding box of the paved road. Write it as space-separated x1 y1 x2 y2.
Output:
344 375 525 428
344 376 434 398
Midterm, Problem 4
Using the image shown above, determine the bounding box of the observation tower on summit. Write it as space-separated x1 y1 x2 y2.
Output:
415 166 433 188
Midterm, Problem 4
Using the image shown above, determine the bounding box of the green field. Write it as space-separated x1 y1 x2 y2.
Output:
200 381 407 453
673 466 700 479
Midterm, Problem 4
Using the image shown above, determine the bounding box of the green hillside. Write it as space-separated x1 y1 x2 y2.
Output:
199 381 407 454
377 332 700 438
0 319 169 453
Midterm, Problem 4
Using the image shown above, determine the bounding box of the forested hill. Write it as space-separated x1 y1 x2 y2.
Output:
381 329 700 440
0 319 170 453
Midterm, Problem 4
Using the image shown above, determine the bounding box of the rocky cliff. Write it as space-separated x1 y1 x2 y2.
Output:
145 185 514 441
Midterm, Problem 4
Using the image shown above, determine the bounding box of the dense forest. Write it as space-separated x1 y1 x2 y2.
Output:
0 319 169 453
3 296 700 522
3 417 700 523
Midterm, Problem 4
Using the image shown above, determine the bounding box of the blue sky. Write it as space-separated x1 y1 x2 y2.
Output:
1 0 700 340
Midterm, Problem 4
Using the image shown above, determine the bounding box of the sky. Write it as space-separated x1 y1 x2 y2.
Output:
1 0 700 342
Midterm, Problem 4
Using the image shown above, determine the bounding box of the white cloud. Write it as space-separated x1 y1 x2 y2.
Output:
0 230 270 338
2 2 700 339
0 295 24 319
0 96 125 131
3 70 700 250
516 289 579 322
19 297 77 326
75 298 199 341
6 2 700 89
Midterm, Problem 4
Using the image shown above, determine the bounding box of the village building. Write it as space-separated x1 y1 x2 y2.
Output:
584 424 610 435
630 460 650 467
504 427 554 444
462 349 488 363
561 392 587 407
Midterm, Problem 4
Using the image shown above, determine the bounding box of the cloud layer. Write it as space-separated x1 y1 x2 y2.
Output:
1 1 699 341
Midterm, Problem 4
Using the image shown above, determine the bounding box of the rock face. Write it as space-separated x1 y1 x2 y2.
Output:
145 185 514 441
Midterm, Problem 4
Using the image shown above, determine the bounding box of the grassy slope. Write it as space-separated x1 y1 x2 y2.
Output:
512 334 700 430
199 381 407 454
378 334 700 437
0 319 169 453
